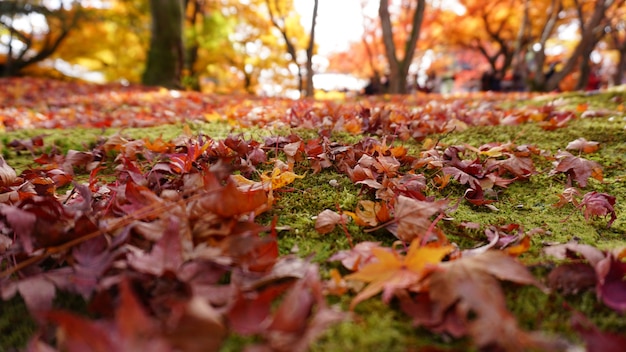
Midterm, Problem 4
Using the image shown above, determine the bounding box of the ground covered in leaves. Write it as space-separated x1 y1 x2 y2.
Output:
1 77 626 351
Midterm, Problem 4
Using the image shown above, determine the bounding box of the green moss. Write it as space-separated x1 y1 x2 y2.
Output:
260 169 372 262
220 334 263 351
535 87 626 112
0 295 37 350
313 298 471 352
0 291 90 350
504 281 626 345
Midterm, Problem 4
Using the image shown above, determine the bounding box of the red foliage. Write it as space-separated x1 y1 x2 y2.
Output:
0 78 622 351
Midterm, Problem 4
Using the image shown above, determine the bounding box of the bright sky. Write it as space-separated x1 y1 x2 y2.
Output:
294 0 464 56
294 0 377 56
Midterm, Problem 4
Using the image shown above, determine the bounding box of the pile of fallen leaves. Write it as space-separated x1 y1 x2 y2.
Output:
1 78 625 351
0 77 579 133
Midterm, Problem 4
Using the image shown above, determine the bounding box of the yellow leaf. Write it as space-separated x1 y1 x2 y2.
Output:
529 113 546 122
405 243 452 272
230 174 260 187
261 167 305 190
204 112 222 122
505 236 531 256
143 136 172 153
346 240 452 309
422 138 437 150
434 174 451 189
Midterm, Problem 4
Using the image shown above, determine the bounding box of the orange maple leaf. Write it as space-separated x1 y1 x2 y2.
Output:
231 166 305 205
346 240 452 310
348 200 390 227
143 136 173 153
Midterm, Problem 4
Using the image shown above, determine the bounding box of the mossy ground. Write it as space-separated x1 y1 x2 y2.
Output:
2 90 626 351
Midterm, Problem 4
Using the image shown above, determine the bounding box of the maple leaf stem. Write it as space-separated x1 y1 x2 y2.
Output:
1 208 161 279
0 190 211 279
363 218 398 233
421 211 445 247
62 187 78 205
335 203 354 248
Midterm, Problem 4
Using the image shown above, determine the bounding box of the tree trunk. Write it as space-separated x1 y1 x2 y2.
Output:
379 0 426 94
575 54 592 91
304 0 319 98
184 0 202 90
544 0 611 91
614 47 626 85
529 0 561 91
609 23 626 86
142 0 185 89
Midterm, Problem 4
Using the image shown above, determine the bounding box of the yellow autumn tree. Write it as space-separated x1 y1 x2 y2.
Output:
1 1 84 77
53 0 150 83
264 0 318 97
188 0 295 95
52 0 299 95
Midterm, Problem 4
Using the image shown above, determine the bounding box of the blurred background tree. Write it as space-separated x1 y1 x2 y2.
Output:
0 0 84 77
265 0 319 97
142 0 184 88
2 0 625 95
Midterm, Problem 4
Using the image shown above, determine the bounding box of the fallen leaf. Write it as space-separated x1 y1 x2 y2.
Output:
571 311 626 352
0 156 17 186
552 187 581 208
596 254 626 313
351 200 390 227
428 251 555 351
579 191 617 227
566 138 600 154
387 195 448 242
550 151 603 187
314 209 350 234
346 240 452 309
328 241 386 271
547 262 596 295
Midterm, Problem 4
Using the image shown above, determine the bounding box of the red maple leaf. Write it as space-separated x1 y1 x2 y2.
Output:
493 153 537 178
128 216 184 277
43 279 174 351
314 209 350 234
596 253 626 313
424 251 558 351
550 151 603 187
571 311 626 352
386 195 448 242
578 191 617 227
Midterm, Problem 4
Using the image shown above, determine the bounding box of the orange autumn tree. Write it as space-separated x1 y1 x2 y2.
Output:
531 0 625 91
327 0 457 93
437 0 625 92
522 0 625 91
329 0 428 94
441 0 534 86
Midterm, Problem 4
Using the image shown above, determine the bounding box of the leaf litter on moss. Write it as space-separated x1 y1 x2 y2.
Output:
1 78 626 351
